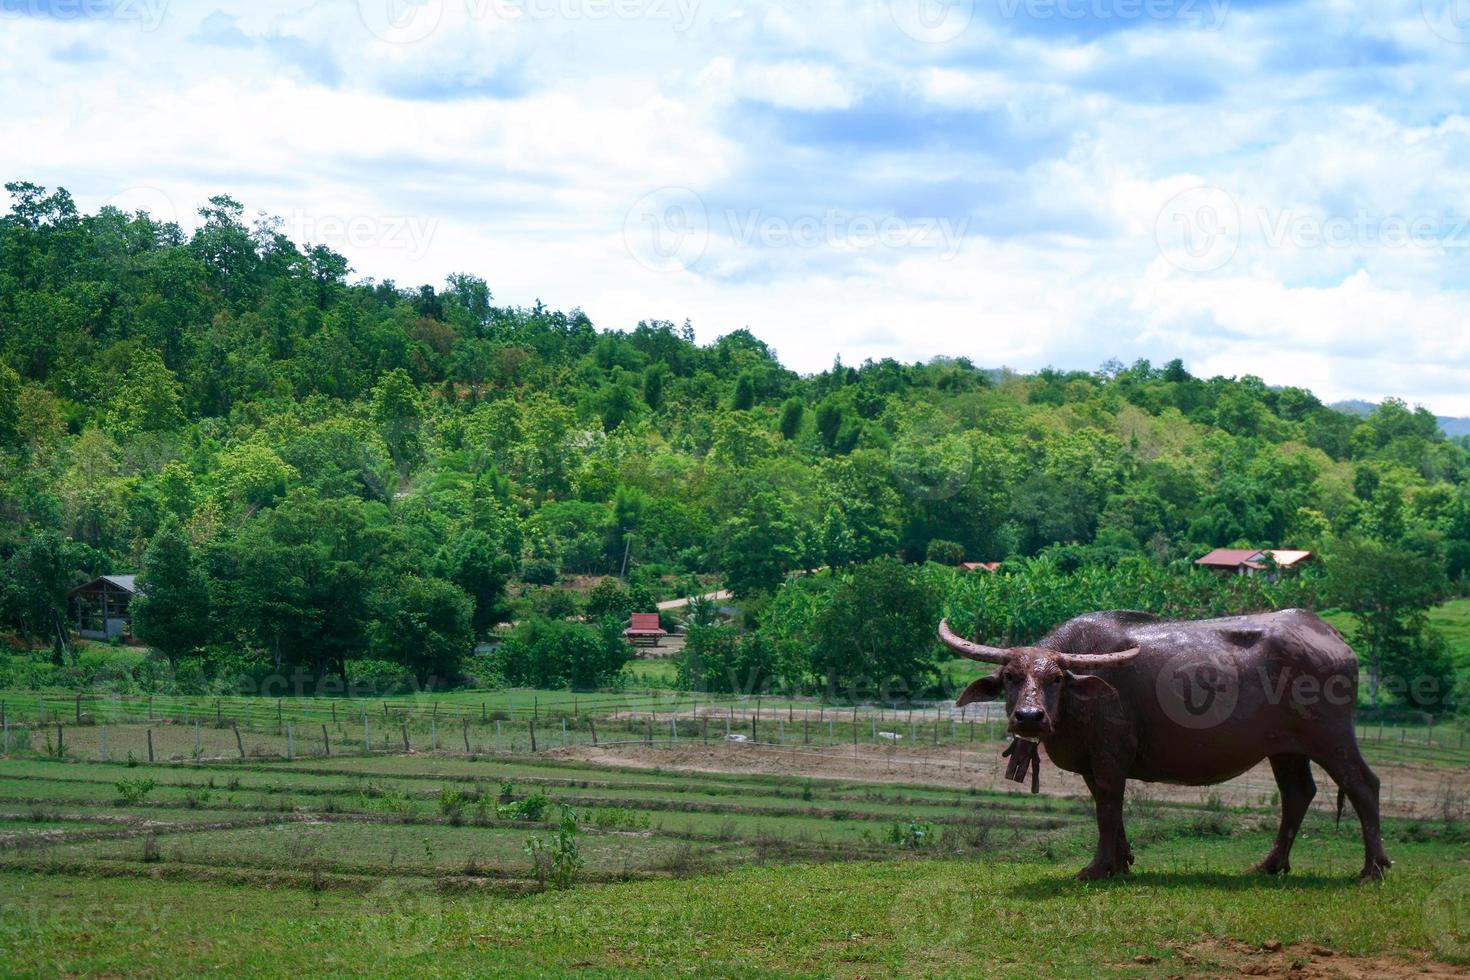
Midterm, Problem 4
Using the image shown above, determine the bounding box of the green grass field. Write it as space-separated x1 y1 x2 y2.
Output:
1 604 1468 975
1 746 1468 977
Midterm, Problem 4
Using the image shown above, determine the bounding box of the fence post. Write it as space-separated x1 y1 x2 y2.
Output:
233 725 244 758
147 728 155 763
589 718 598 745
332 701 337 724
401 723 410 752
194 721 201 757
287 723 295 760
431 717 437 751
804 716 809 745
323 724 331 756
566 717 572 747
363 715 370 753
530 718 537 752
463 720 470 753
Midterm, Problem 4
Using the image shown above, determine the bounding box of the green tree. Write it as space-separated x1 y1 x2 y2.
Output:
370 368 425 472
1 530 86 659
810 557 940 701
675 624 779 695
369 575 473 687
0 362 20 450
1322 536 1448 707
642 363 667 411
132 516 211 671
104 351 185 436
730 372 756 411
778 397 804 440
926 539 966 565
495 616 630 689
718 492 799 596
438 530 513 639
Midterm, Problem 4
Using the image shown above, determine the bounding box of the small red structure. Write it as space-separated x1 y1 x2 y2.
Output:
624 612 669 648
1195 548 1313 578
960 562 1002 573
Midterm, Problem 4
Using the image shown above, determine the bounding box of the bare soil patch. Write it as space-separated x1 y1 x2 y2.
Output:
1168 938 1470 978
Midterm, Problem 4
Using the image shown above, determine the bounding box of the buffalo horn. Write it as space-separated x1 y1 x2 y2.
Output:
936 619 1011 664
1056 648 1141 670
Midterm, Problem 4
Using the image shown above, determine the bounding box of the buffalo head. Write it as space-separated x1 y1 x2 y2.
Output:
937 620 1139 739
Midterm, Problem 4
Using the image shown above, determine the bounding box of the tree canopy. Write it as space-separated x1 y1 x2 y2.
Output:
2 184 1467 705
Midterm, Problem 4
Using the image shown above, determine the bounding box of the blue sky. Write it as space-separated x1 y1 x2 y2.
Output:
5 0 1470 410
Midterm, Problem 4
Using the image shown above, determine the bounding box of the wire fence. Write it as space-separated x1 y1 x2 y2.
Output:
1 691 1465 819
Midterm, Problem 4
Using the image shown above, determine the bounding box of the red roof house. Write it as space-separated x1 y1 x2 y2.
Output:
1194 549 1313 577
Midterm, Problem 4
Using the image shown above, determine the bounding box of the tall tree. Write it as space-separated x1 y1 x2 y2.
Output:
1322 536 1447 707
369 576 473 687
133 516 211 671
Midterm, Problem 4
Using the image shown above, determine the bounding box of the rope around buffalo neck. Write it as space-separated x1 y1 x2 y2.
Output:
1001 737 1042 794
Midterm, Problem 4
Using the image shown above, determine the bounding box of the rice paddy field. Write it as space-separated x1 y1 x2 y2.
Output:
1 714 1468 977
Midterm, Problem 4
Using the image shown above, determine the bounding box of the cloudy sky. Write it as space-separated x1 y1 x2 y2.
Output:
5 0 1470 410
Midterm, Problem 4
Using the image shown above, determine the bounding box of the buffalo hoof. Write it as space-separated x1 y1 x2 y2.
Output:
1251 855 1290 875
1076 860 1122 881
1359 857 1392 882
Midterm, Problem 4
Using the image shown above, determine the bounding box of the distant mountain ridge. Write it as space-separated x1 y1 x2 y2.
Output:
1332 400 1470 438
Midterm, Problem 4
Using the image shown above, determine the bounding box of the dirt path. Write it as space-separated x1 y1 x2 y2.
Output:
553 741 1470 819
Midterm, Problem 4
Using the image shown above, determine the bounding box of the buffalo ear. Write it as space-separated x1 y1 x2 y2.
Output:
1065 672 1117 703
956 673 1004 707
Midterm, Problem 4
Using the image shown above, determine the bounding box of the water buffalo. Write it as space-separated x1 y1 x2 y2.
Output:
938 608 1390 881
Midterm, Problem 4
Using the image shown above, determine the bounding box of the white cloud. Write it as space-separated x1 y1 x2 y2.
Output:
4 0 1470 413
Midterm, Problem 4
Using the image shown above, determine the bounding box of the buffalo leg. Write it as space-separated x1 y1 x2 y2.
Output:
1077 772 1128 880
1252 754 1314 874
1312 743 1391 880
